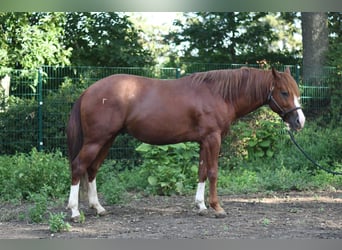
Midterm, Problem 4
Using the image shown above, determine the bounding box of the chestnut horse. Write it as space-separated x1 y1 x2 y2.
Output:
67 67 305 220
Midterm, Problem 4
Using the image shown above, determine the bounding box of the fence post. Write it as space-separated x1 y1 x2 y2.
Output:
295 64 300 84
176 68 181 78
37 68 44 151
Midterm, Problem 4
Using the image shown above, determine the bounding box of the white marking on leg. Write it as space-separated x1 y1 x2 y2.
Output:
102 98 107 104
195 182 207 211
67 183 80 219
294 96 305 128
88 178 106 215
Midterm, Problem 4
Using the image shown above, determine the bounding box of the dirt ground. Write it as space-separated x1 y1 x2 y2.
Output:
0 190 341 239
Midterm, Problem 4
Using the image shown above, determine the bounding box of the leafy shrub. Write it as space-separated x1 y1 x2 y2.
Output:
96 160 128 205
28 188 49 223
0 97 38 154
98 177 127 205
135 142 199 195
0 148 69 202
284 123 342 173
221 107 285 167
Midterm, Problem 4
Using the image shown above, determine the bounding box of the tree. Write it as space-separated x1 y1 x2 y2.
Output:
326 12 342 72
128 13 177 67
0 12 72 69
301 12 329 84
63 12 154 67
165 12 302 66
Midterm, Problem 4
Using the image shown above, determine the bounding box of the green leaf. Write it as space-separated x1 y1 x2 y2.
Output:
158 145 169 151
175 182 184 193
259 140 271 148
147 176 158 186
255 150 264 158
266 149 274 157
190 164 198 173
160 182 168 187
248 140 258 147
136 143 151 152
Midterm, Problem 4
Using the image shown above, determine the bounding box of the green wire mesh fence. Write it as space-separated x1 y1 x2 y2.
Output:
0 64 340 159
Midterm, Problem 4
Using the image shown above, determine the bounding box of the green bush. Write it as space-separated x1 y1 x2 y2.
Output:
135 142 199 195
28 187 49 223
221 107 285 165
283 123 342 173
0 148 69 202
96 160 128 205
0 97 38 154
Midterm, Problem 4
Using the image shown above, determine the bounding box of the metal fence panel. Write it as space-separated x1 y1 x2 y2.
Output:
0 64 339 158
0 69 39 154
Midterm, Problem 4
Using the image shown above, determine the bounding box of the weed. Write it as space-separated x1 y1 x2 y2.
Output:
262 217 270 226
28 189 48 223
48 212 71 233
79 211 86 224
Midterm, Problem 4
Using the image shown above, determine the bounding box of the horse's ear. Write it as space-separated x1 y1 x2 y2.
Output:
284 67 291 75
272 67 281 80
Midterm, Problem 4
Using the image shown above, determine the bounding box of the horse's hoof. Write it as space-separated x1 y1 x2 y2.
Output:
198 209 208 216
70 215 80 223
214 210 227 218
98 210 108 217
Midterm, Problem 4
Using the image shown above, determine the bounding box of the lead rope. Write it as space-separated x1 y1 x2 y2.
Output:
287 129 342 175
267 86 342 175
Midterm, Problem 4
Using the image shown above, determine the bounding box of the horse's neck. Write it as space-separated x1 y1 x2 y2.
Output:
233 98 266 119
233 80 270 118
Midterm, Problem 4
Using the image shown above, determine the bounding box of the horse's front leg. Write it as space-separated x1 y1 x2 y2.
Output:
195 147 208 215
196 132 226 218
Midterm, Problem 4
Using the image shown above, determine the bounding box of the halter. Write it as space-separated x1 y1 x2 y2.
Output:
267 86 302 119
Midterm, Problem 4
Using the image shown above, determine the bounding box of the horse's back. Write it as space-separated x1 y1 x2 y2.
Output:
79 74 186 140
79 73 229 145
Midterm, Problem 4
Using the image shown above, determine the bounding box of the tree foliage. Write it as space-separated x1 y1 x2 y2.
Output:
0 12 155 69
63 12 154 67
327 12 342 73
165 12 302 66
1 12 341 70
0 12 72 69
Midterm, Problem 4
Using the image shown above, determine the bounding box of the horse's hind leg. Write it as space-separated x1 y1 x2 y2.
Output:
67 180 81 220
86 138 115 216
67 141 108 220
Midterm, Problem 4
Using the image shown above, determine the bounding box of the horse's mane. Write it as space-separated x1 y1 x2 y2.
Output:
189 67 271 103
189 67 299 103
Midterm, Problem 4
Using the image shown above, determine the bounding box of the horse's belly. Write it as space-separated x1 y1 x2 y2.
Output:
125 115 199 145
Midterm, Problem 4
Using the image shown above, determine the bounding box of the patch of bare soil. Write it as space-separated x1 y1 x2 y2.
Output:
1 191 341 239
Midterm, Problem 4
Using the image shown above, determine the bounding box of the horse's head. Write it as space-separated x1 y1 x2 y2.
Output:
268 68 305 131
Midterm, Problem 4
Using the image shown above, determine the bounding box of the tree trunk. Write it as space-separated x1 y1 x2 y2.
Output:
0 75 10 97
301 12 329 85
0 74 10 111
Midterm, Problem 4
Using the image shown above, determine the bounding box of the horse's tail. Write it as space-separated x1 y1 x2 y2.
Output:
67 94 88 200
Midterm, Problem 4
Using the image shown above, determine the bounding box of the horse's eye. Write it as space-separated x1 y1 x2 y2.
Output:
281 91 289 98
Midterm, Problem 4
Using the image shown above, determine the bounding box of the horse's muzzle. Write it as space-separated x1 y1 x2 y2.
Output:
285 109 305 131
